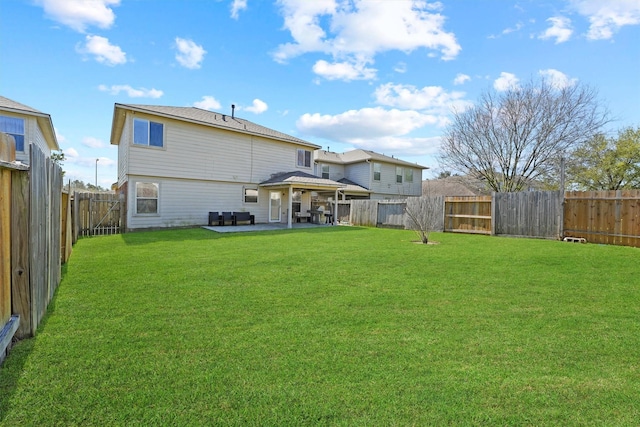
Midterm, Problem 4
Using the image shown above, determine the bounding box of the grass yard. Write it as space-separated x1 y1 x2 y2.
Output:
1 227 639 425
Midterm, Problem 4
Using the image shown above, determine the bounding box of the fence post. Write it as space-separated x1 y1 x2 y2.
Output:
490 192 496 236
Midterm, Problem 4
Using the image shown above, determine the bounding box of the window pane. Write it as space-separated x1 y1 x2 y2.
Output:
133 119 149 145
297 149 304 166
405 169 413 182
0 116 24 134
137 199 158 214
149 121 163 147
304 150 311 167
12 134 25 152
373 163 381 181
396 167 403 183
322 165 330 179
245 188 258 203
136 182 158 198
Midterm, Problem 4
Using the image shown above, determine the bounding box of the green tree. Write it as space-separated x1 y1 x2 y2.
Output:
568 126 640 190
51 150 66 176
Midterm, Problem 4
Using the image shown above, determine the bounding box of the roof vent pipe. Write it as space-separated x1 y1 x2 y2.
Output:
231 104 235 119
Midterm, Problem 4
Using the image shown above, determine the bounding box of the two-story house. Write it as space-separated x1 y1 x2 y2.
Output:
0 95 59 163
314 149 427 200
110 103 343 231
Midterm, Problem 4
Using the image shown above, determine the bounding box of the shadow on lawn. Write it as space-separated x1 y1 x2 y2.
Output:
120 224 366 245
0 265 64 422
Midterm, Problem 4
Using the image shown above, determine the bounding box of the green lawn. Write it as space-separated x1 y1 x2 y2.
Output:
1 227 639 425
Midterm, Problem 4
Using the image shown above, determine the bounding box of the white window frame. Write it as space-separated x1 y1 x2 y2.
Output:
321 164 330 179
373 162 381 181
404 168 413 183
244 187 258 204
133 118 164 148
297 149 311 168
134 182 160 215
396 167 403 184
0 115 25 152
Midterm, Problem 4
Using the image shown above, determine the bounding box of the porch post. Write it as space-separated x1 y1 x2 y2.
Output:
334 188 338 225
287 184 293 229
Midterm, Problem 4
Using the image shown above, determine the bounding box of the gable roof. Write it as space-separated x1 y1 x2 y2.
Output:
338 178 371 194
110 103 320 149
260 171 344 189
314 148 427 169
0 95 59 151
423 176 491 197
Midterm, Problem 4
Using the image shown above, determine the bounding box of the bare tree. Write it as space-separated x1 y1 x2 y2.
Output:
404 193 443 244
439 78 609 192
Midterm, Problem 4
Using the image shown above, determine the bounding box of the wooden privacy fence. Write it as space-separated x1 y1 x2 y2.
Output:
1 139 64 365
72 191 121 238
345 190 639 248
444 196 492 235
564 190 640 247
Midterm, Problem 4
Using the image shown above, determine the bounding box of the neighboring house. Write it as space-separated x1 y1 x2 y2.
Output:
0 95 59 163
314 149 427 200
423 176 490 197
110 103 344 231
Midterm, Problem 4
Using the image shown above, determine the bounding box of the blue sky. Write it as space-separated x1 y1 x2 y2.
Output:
1 0 639 186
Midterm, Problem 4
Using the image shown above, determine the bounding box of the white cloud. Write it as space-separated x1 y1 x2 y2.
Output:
98 84 163 98
539 16 573 43
274 0 460 80
297 107 438 142
453 73 470 85
54 128 66 144
312 59 376 81
174 37 206 69
570 0 640 40
394 62 407 73
243 99 268 114
65 147 79 158
82 136 105 149
538 69 578 89
77 35 126 66
231 0 247 19
36 0 119 32
193 96 222 110
494 72 520 91
373 83 471 118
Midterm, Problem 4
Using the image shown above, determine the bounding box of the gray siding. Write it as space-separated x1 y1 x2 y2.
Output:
345 162 370 188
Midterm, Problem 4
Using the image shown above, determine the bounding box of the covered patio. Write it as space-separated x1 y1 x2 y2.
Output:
259 171 345 229
202 222 331 233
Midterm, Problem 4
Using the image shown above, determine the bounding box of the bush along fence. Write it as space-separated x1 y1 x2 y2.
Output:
342 189 640 248
1 138 64 363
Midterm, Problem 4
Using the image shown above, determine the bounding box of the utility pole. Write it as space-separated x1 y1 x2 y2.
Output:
95 158 99 188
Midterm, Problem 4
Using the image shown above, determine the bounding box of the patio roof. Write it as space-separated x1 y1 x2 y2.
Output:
337 178 371 194
259 171 345 190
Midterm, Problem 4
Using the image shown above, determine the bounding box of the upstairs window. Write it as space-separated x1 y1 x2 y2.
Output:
0 115 25 152
396 167 403 183
134 118 164 147
297 149 311 168
321 164 330 179
404 168 413 183
373 163 381 181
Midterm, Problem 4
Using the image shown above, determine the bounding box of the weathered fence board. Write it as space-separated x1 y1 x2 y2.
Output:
564 190 640 248
377 202 406 228
11 170 30 338
350 200 378 227
494 191 563 239
73 192 121 237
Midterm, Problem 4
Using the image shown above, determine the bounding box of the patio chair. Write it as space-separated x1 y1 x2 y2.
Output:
221 211 233 226
208 211 222 226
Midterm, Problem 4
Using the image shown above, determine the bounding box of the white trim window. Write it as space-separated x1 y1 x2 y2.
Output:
135 182 159 214
297 149 311 168
133 118 164 147
373 162 381 181
396 167 403 183
321 164 330 179
244 187 258 203
0 115 25 152
404 168 413 183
